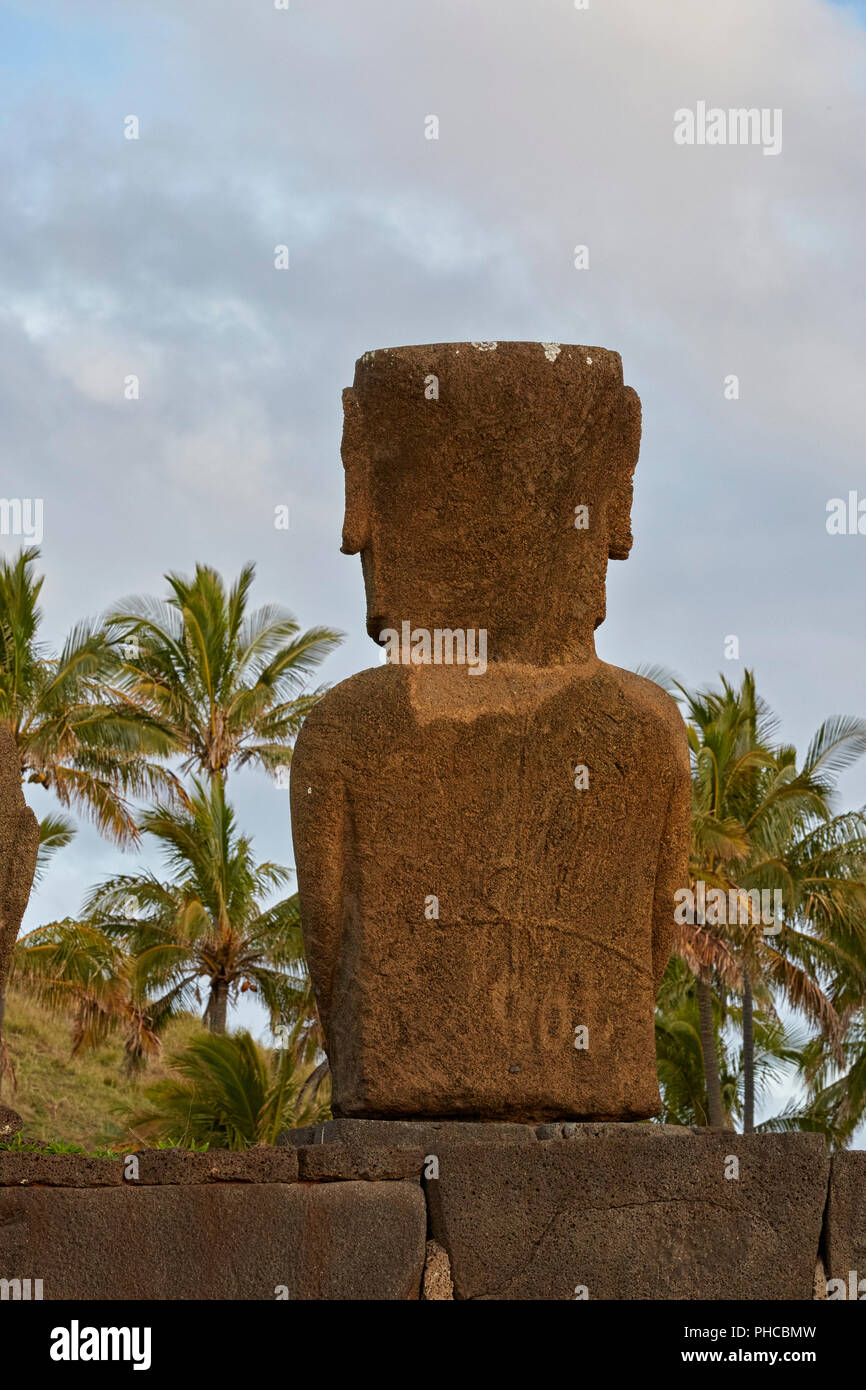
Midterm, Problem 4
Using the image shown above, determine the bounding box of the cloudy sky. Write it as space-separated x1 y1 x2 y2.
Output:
3 0 866 1110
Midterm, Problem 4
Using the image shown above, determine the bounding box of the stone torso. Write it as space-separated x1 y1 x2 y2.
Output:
291 659 689 1121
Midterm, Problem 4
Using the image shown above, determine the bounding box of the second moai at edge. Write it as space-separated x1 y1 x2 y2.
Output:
0 724 40 1044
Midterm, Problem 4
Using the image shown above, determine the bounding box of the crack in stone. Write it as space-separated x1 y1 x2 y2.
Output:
470 1195 782 1300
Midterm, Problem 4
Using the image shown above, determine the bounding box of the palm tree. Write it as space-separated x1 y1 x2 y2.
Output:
730 805 866 1132
656 958 729 1127
655 957 803 1129
777 843 866 1147
127 1028 331 1149
676 671 866 1131
106 561 342 786
11 918 164 1074
80 778 314 1038
0 548 176 1052
0 547 177 846
795 1015 866 1146
12 779 321 1069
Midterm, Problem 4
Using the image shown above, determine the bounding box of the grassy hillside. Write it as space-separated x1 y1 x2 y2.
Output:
1 988 203 1151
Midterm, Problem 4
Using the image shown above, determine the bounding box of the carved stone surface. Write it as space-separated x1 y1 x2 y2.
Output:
291 343 690 1120
0 723 39 1019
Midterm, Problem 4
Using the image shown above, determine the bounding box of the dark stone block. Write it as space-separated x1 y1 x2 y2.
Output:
0 1152 123 1187
426 1131 829 1300
0 1147 300 1188
824 1151 866 1295
0 1181 426 1299
126 1147 299 1185
280 1117 537 1149
535 1121 695 1140
297 1144 424 1182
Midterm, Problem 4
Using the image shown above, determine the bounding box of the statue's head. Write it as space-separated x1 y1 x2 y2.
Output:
341 342 641 664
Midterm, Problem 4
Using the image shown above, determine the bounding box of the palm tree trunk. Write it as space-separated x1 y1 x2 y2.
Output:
297 1058 330 1112
742 961 755 1134
697 973 724 1128
206 980 228 1034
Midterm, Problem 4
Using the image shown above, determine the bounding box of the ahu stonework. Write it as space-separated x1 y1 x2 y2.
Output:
291 342 690 1121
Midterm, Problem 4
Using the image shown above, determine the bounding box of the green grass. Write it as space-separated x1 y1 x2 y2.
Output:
1 988 204 1152
0 1133 120 1158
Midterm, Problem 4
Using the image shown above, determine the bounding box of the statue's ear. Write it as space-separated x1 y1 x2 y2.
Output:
607 386 641 561
340 387 371 555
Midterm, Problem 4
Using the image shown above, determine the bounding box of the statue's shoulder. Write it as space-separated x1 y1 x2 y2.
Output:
294 665 408 745
595 663 689 765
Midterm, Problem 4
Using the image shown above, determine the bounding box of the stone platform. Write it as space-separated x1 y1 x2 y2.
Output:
1 1125 858 1300
285 1121 832 1299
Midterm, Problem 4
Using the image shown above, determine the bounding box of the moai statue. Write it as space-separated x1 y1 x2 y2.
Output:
0 724 40 1035
291 342 690 1121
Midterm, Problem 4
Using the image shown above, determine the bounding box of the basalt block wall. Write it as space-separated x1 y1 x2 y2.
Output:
1 1131 861 1301
0 1148 427 1302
